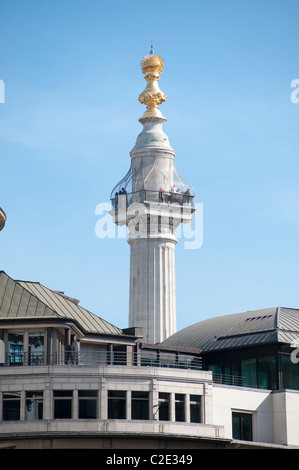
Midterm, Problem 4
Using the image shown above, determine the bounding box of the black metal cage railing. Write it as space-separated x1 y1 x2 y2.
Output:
111 189 195 211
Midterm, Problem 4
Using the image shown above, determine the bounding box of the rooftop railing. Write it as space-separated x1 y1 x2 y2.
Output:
3 353 259 387
212 373 246 387
111 189 195 211
3 351 202 371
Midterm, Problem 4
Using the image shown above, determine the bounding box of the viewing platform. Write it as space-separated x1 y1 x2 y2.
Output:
111 188 195 211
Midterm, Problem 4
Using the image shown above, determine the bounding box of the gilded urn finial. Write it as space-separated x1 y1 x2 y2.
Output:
138 46 167 119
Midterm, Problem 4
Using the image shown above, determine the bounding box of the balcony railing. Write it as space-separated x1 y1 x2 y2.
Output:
212 373 246 387
3 351 202 371
140 354 202 370
4 352 45 366
111 189 195 211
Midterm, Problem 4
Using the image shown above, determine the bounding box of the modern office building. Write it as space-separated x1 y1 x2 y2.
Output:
0 270 221 449
0 270 299 449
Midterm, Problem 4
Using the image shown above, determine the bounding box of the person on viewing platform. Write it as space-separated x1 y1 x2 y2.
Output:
184 188 191 204
159 187 164 202
170 185 176 202
178 191 184 205
114 192 119 210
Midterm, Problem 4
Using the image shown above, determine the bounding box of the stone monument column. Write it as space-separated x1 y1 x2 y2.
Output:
110 47 195 344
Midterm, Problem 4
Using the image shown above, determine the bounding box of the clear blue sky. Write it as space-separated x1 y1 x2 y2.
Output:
0 0 298 332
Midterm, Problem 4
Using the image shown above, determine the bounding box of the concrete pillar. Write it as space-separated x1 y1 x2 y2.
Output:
127 391 132 420
170 392 175 422
150 379 159 420
185 394 190 423
73 389 78 419
100 378 107 420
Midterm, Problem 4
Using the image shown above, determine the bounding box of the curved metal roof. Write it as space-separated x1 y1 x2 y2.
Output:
0 207 6 231
162 307 299 352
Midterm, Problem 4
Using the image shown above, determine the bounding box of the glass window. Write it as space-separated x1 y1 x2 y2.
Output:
190 395 201 423
175 394 185 422
257 356 277 390
232 412 253 441
54 390 73 419
208 363 222 375
131 391 149 420
222 362 241 386
25 392 43 420
8 333 23 365
159 393 170 421
210 362 240 386
108 391 126 419
29 333 44 365
281 355 299 390
78 390 98 419
241 358 257 388
208 363 222 383
3 392 21 421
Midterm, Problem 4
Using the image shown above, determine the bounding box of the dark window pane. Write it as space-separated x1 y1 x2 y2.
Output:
242 413 253 441
159 393 170 421
54 390 72 419
3 392 21 421
108 390 126 419
190 395 201 423
132 392 149 420
79 400 97 419
78 390 98 419
281 355 299 390
232 412 253 441
54 400 72 419
223 363 240 386
241 358 257 388
258 356 277 390
132 391 148 398
208 364 222 375
78 390 98 398
54 390 73 397
175 394 185 422
232 413 241 439
108 391 126 398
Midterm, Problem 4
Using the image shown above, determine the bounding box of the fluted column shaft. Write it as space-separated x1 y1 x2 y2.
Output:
128 237 176 344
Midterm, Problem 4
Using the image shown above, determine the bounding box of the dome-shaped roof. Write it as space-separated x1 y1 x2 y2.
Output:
162 307 299 352
0 207 6 231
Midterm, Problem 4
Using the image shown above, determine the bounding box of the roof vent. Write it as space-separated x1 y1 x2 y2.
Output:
245 315 273 322
54 291 80 305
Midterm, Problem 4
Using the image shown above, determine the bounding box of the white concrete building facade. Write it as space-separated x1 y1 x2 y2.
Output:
0 271 299 449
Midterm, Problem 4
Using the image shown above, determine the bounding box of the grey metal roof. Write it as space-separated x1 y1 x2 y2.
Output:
0 271 123 336
162 307 299 352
